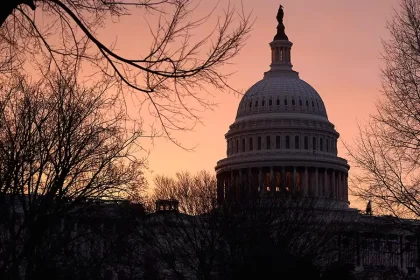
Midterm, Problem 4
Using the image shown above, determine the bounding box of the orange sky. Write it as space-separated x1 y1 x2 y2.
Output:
99 0 399 208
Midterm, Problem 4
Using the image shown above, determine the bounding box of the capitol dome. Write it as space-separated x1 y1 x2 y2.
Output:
215 5 350 209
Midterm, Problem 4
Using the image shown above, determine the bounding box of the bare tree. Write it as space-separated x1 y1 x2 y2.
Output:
346 0 420 218
0 1 252 140
148 170 217 215
141 171 355 280
0 69 146 279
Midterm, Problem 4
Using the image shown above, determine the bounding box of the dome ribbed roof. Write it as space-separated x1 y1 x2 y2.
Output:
236 72 328 120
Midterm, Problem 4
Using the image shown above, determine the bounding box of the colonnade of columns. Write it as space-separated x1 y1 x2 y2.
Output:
217 166 348 205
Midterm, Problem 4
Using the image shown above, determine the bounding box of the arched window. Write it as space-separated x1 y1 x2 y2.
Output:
258 137 262 150
320 138 324 151
262 100 265 106
286 136 290 149
249 137 253 151
296 172 301 192
266 173 271 191
242 138 246 152
276 172 281 191
284 99 288 105
304 136 308 150
277 99 280 106
326 138 329 152
266 136 271 149
292 99 295 106
286 172 292 191
255 101 258 107
249 101 252 108
306 100 309 107
299 100 302 106
312 137 316 150
295 136 300 149
276 136 280 149
269 99 272 106
312 101 315 108
236 139 239 153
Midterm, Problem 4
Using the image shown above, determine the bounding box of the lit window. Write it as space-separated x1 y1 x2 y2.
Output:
266 136 271 149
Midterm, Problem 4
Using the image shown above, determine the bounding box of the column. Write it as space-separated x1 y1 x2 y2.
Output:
315 168 319 197
239 169 243 199
303 167 308 196
338 172 342 200
230 171 235 199
324 169 328 197
258 168 264 193
281 167 286 192
270 167 275 192
344 173 349 203
332 170 336 199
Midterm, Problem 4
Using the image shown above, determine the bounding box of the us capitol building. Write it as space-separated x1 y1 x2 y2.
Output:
215 5 349 208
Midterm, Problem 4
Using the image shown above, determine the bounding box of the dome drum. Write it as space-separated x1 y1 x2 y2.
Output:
215 6 350 209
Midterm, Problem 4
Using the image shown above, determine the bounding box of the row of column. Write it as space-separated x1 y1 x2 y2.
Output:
217 166 348 204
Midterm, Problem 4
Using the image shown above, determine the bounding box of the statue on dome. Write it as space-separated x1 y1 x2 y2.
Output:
277 5 284 24
274 4 289 41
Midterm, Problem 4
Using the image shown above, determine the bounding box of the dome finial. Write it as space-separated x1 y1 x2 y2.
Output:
274 4 288 41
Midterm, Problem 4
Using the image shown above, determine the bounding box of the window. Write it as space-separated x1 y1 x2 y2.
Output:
299 100 302 106
306 100 309 107
295 136 300 149
242 138 246 152
255 101 258 107
312 137 316 150
277 99 280 106
317 101 319 108
236 139 239 153
286 136 290 149
284 99 288 105
292 99 295 106
276 136 280 149
304 136 308 150
249 101 252 108
326 138 329 152
262 100 265 106
312 101 315 108
269 99 272 106
258 137 262 150
320 138 324 151
249 137 253 151
266 136 271 149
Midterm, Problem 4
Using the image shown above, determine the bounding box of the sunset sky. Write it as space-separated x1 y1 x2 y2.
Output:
108 0 398 208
